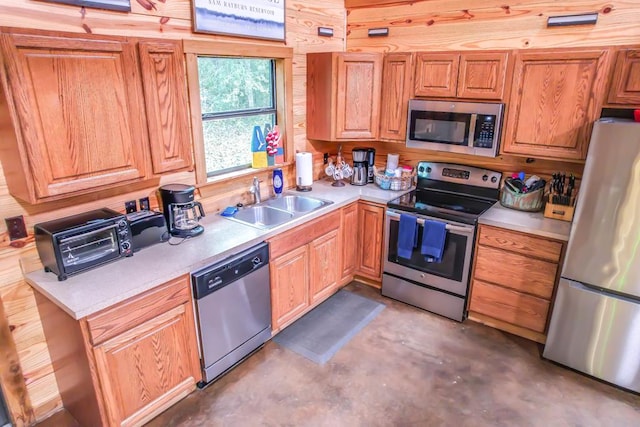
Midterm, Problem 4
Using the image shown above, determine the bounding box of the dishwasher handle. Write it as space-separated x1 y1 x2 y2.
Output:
192 242 269 300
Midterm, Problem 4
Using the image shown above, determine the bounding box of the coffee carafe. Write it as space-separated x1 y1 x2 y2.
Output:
159 184 205 237
351 148 368 186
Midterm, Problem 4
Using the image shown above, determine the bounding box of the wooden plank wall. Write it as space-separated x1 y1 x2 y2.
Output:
343 0 640 177
0 0 345 423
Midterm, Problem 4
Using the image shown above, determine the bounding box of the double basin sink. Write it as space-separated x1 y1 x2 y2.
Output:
226 194 333 229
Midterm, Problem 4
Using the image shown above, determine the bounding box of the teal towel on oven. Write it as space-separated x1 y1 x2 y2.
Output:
397 214 418 259
421 219 447 262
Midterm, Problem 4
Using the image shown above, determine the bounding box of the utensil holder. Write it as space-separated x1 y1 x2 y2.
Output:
499 185 544 212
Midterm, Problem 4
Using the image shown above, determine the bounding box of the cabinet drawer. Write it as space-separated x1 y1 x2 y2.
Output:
85 275 190 345
268 210 340 259
470 279 550 333
474 245 557 299
478 225 562 262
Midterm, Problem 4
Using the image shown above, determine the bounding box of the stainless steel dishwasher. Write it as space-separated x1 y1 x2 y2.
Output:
192 242 271 385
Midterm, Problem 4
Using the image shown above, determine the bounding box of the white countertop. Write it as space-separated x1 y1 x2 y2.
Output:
26 179 410 320
479 202 572 241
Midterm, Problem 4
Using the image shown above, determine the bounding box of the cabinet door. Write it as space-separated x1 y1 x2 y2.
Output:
309 229 340 304
607 49 640 105
138 40 193 174
379 53 413 141
502 50 610 161
0 32 149 201
335 53 382 139
340 203 358 282
92 302 200 426
414 52 459 98
271 245 309 330
457 52 509 100
357 202 384 280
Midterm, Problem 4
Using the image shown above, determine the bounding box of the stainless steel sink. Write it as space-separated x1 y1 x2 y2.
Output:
231 205 294 229
225 194 333 229
264 195 329 213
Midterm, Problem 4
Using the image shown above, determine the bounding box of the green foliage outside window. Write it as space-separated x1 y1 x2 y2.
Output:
198 57 276 176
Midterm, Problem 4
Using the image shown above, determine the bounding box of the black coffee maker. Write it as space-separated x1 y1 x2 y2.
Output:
159 184 205 237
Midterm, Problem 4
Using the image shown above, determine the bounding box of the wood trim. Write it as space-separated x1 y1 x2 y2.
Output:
184 53 208 185
468 312 546 344
0 296 35 426
85 275 190 346
277 57 295 164
183 39 293 58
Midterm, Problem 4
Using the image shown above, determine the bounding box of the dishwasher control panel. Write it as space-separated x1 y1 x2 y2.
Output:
191 242 269 300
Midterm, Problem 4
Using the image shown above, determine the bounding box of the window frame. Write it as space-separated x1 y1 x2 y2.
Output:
183 40 294 188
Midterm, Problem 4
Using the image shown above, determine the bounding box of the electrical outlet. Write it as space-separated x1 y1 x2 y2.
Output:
5 215 27 240
125 200 137 214
323 153 329 164
139 197 150 211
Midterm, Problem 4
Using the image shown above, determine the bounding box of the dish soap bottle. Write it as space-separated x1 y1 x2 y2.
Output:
273 168 283 197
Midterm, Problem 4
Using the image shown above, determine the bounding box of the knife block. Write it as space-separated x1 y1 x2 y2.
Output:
543 193 576 222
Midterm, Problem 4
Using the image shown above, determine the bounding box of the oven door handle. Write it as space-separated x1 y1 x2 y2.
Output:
386 211 474 235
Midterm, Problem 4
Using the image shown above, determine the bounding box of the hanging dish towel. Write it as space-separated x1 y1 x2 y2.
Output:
397 214 418 259
421 220 447 262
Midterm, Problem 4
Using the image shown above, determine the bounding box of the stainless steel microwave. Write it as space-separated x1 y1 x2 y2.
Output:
406 99 504 157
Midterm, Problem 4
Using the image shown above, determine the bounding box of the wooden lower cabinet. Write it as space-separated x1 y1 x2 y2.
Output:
468 225 565 343
270 245 309 328
35 275 201 427
356 201 385 282
340 202 358 283
268 210 342 332
309 229 340 304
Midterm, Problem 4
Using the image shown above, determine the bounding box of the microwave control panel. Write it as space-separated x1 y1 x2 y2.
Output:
473 115 497 148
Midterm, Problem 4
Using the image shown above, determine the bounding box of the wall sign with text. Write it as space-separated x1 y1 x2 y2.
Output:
193 0 286 42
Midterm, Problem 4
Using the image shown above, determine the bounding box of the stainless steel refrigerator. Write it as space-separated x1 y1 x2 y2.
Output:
543 118 640 393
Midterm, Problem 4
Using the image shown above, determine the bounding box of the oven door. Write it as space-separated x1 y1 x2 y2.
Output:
56 224 121 275
383 210 475 297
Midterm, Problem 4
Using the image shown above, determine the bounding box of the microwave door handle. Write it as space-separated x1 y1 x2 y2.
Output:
386 211 474 234
468 113 478 147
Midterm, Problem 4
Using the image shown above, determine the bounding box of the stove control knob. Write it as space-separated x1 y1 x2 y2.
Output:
491 176 498 183
418 165 425 173
482 174 489 181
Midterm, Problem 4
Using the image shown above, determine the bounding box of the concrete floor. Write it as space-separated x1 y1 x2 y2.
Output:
38 281 640 427
146 282 640 427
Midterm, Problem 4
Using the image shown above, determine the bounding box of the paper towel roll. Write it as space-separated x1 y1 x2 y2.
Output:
295 152 313 188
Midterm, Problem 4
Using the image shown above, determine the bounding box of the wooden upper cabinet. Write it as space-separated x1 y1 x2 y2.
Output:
502 49 610 161
307 52 382 141
379 53 413 141
607 48 640 105
414 52 459 98
414 51 508 100
138 40 193 174
458 52 509 100
0 30 149 203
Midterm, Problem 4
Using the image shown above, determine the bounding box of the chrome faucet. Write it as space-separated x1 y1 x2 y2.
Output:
250 177 261 204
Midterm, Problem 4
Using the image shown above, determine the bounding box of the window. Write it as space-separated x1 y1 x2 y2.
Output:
183 40 293 187
198 57 277 176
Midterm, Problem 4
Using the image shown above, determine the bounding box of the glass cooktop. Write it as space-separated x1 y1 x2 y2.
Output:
387 188 497 224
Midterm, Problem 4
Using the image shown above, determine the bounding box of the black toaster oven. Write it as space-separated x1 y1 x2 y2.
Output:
35 208 133 281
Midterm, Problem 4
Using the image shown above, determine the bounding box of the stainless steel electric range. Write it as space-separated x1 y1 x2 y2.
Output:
382 162 502 321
